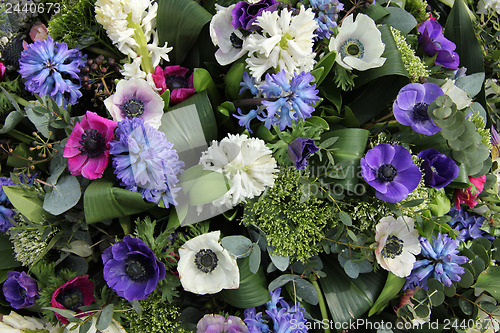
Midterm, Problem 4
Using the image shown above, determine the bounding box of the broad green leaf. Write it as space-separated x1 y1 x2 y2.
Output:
305 116 329 130
61 240 93 258
320 255 386 324
329 128 369 162
193 68 222 106
362 3 390 21
221 236 253 258
269 251 289 271
378 7 417 35
369 272 405 316
83 179 155 224
225 62 245 100
43 175 81 215
96 304 114 331
157 0 212 65
220 257 271 308
313 51 336 87
348 25 409 124
473 266 500 302
0 233 21 269
0 111 24 134
3 185 51 223
79 319 93 333
0 87 21 112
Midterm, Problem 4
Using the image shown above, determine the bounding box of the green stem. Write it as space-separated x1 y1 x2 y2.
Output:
311 279 331 333
127 13 153 73
8 130 35 144
86 46 121 60
119 216 131 235
13 95 29 107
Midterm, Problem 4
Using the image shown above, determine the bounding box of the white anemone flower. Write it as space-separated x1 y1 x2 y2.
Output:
199 134 278 208
178 231 239 295
375 216 421 278
245 6 318 81
210 4 248 66
0 311 61 333
104 78 164 129
329 13 386 71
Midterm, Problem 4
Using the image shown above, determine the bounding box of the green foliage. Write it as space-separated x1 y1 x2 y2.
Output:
332 63 356 91
119 291 187 333
134 217 176 266
0 78 22 115
241 168 338 262
404 0 429 22
390 27 430 81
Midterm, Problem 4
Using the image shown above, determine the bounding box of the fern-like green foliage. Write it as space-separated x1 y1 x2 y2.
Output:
0 78 22 114
48 0 110 50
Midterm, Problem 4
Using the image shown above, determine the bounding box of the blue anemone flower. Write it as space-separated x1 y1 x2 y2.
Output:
109 118 184 208
405 234 468 290
19 37 84 108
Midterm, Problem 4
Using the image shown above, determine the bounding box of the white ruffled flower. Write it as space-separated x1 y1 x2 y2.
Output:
0 311 61 333
177 231 239 295
441 78 472 110
104 78 164 129
209 4 248 66
375 216 421 278
329 13 386 71
477 0 500 14
121 57 147 80
245 6 318 81
65 317 127 333
199 134 278 208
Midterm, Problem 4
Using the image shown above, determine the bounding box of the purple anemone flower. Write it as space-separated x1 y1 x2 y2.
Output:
404 234 468 290
288 137 319 170
393 82 444 135
232 0 278 31
418 148 459 189
447 207 494 242
197 314 248 333
19 36 84 108
102 235 165 301
2 271 38 309
360 143 421 203
417 20 460 69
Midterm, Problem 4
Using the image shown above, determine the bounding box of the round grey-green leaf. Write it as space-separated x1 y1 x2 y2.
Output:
43 175 81 215
221 236 253 258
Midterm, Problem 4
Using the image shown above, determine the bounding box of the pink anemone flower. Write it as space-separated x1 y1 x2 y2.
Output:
454 175 487 209
63 111 117 179
152 65 196 104
51 275 96 324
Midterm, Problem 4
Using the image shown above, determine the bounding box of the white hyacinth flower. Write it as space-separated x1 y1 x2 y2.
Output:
245 6 318 81
375 216 421 278
329 13 386 71
177 231 239 295
477 0 500 14
0 311 61 333
199 134 278 208
209 4 248 66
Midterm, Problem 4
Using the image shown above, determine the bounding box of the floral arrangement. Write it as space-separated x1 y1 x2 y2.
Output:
2 0 500 332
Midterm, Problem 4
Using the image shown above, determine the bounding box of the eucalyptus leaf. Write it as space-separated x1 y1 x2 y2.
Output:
61 240 93 258
43 175 81 215
378 7 417 35
96 304 114 331
473 266 500 302
455 73 485 97
269 251 290 271
221 236 253 258
268 274 302 292
249 244 261 274
0 111 24 134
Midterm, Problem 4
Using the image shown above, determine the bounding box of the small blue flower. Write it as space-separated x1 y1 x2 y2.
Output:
0 205 14 233
405 234 468 289
240 71 259 96
109 118 184 208
309 0 344 39
234 108 259 132
447 207 494 242
19 37 84 108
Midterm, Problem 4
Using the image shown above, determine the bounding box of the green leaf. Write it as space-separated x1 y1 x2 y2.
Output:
249 244 261 274
473 266 500 302
159 90 217 147
268 274 302 292
320 255 386 324
455 73 485 98
269 251 289 271
225 63 245 100
313 51 336 87
220 257 271 308
157 0 212 65
369 272 405 316
42 307 78 319
321 137 339 149
0 111 24 134
378 7 417 35
338 211 352 226
221 236 253 258
43 175 81 215
293 279 319 305
362 3 390 21
458 267 474 289
79 318 93 333
96 304 114 331
0 233 21 270
178 165 230 206
343 260 360 279
3 185 51 223
193 68 222 105
305 116 329 130
83 179 155 224
0 87 21 112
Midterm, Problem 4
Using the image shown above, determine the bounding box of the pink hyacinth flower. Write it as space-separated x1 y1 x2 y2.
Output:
152 65 196 104
63 111 117 180
454 175 487 209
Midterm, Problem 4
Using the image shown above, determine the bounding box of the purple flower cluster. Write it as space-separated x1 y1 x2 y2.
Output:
309 0 344 39
447 207 494 242
288 137 319 170
197 314 248 333
0 177 15 233
102 235 165 301
418 149 459 189
244 288 308 333
405 234 468 290
2 271 38 309
232 0 278 31
360 143 421 203
234 70 320 131
393 82 443 135
19 36 84 108
417 20 460 69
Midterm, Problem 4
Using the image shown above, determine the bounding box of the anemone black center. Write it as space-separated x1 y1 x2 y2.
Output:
18 285 27 298
230 32 243 49
412 102 430 122
194 249 218 273
56 287 84 311
122 98 145 118
166 75 189 90
79 129 106 158
125 257 149 282
381 235 404 259
347 44 360 56
248 3 266 15
378 164 397 182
